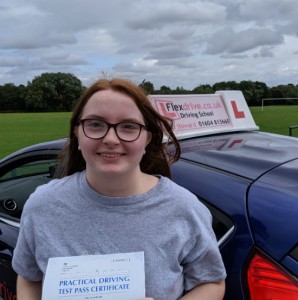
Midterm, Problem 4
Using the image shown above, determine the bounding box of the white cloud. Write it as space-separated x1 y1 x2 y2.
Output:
126 1 226 29
0 0 298 88
205 27 284 54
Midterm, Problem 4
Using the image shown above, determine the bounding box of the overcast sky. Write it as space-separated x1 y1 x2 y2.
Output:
1 0 298 89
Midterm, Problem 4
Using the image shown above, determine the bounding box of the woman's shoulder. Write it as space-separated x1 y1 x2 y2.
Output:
161 176 197 198
24 172 83 209
153 177 213 241
160 176 211 215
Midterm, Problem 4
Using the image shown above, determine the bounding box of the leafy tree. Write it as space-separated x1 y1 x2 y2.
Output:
192 84 214 94
25 72 83 111
2 74 298 111
0 83 26 111
212 81 239 91
272 84 298 104
139 80 154 94
153 85 172 94
174 86 189 94
25 87 47 111
253 81 269 106
269 87 284 98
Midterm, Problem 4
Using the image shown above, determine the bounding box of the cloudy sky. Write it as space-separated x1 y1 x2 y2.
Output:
1 0 298 89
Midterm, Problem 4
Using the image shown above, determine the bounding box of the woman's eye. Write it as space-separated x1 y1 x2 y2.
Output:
87 120 105 128
121 123 139 130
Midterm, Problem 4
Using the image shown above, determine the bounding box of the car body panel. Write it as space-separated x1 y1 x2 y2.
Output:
281 255 298 277
248 158 298 273
171 160 254 300
180 131 298 180
0 130 298 300
0 138 66 165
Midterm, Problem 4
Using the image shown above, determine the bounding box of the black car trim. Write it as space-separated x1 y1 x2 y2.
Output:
218 226 234 246
0 151 61 177
198 197 235 246
290 245 298 262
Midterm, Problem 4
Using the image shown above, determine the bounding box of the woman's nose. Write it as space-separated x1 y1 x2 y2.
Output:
102 127 120 144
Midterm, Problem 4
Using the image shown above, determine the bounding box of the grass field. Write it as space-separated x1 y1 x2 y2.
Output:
1 106 298 159
249 105 298 136
1 112 71 159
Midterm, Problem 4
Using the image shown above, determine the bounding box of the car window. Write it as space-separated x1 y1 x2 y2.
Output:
198 197 234 245
0 159 57 181
0 158 57 220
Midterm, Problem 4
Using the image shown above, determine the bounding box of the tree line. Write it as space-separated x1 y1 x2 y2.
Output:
0 73 84 112
1 72 298 112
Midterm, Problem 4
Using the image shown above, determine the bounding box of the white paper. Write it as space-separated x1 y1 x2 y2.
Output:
42 252 145 300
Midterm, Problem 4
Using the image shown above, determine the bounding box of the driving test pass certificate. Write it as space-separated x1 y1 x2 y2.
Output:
42 252 145 300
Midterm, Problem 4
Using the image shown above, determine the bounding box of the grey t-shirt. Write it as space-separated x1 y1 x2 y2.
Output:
12 172 226 299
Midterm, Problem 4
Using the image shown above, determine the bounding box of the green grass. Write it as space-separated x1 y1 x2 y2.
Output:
1 106 297 159
249 105 298 136
0 112 71 159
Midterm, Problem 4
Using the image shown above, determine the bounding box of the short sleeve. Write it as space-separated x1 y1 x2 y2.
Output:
182 203 226 291
12 205 43 281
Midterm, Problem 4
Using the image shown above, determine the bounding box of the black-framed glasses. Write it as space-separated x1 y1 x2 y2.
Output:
80 119 148 142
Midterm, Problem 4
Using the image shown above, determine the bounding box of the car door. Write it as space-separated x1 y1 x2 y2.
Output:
0 155 58 300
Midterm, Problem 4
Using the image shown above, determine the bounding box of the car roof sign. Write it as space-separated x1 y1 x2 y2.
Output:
148 90 259 140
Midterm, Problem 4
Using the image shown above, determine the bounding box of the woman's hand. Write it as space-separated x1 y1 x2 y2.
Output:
16 276 42 300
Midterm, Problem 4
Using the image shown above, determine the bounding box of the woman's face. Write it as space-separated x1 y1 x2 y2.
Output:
76 89 151 180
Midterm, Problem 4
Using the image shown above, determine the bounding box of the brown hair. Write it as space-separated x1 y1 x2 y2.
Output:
57 78 180 178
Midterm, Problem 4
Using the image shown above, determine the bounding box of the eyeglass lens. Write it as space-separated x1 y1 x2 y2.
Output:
82 119 144 141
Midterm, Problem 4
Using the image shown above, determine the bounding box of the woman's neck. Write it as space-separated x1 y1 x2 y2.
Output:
86 170 159 197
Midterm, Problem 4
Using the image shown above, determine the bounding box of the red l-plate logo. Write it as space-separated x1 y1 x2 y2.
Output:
228 139 243 148
231 100 245 118
154 100 180 119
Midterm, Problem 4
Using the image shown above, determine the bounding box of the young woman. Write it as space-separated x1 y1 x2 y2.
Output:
12 78 226 300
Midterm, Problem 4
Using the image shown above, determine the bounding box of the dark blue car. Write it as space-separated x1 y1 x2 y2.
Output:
1 92 298 299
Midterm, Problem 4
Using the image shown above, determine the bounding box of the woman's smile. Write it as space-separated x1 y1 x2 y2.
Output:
99 152 125 158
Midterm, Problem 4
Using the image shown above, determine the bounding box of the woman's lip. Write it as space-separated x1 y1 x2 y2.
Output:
99 152 124 158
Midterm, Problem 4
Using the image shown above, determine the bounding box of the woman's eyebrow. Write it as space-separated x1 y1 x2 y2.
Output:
118 118 144 123
81 114 103 119
81 115 144 123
